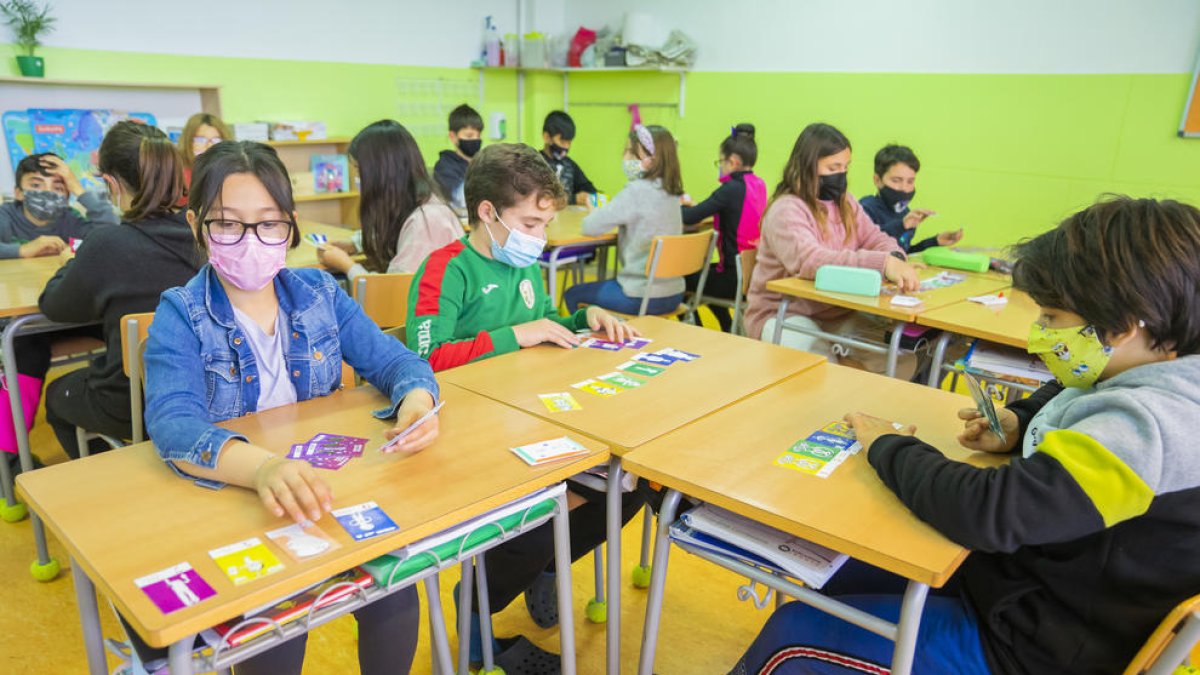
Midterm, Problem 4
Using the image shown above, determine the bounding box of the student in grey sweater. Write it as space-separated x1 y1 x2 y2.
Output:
565 125 685 315
0 152 118 258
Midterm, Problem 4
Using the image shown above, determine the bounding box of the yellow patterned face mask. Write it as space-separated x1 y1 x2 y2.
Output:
1027 323 1114 388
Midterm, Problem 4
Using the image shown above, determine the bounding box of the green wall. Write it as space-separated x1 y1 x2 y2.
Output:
6 43 1199 247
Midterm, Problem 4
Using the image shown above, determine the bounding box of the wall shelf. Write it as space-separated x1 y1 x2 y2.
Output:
294 191 360 203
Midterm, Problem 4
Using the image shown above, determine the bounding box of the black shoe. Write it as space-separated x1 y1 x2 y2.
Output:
494 635 561 675
523 570 559 628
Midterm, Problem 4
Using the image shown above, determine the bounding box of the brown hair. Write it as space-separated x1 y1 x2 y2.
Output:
465 143 567 226
773 123 855 243
629 125 684 196
98 121 183 222
189 141 300 253
178 113 233 168
1013 195 1200 355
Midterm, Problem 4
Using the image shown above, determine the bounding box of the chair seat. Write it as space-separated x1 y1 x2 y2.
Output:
50 336 105 360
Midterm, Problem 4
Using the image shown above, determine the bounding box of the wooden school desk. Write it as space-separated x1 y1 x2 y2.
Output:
544 207 617 305
439 316 826 674
16 383 608 675
917 288 1041 387
764 268 1011 377
625 363 1006 675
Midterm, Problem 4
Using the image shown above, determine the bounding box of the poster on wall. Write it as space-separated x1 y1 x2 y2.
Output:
1179 49 1200 137
2 108 158 193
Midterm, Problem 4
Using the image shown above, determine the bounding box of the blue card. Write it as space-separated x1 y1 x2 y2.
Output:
632 352 678 366
657 348 700 361
806 431 860 451
332 501 399 541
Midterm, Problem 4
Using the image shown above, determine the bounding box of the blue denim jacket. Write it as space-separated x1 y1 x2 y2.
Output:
145 265 439 488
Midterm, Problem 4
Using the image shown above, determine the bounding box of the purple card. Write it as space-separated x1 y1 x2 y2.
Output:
632 352 677 366
582 338 624 351
307 454 351 470
135 563 216 614
624 338 652 350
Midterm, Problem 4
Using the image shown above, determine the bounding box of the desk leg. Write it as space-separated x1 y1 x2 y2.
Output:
474 555 497 673
605 457 622 675
890 580 930 675
771 299 789 345
424 575 454 675
456 559 475 675
636 489 683 675
552 490 577 675
72 559 108 675
885 320 905 379
168 637 196 675
547 246 564 311
927 332 952 388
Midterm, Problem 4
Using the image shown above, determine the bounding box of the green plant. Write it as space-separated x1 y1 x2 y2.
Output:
0 0 55 57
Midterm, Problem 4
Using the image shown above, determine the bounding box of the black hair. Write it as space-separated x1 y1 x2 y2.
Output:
189 140 300 252
1012 195 1200 355
349 120 442 273
873 144 920 177
720 123 757 168
14 152 60 187
98 121 183 222
465 143 567 227
543 111 576 140
448 104 484 133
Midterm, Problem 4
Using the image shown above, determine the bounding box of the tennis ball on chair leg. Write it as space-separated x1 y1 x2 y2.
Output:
631 564 652 589
30 557 60 582
586 598 607 623
0 500 27 522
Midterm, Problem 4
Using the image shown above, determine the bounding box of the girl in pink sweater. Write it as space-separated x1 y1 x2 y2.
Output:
745 123 920 372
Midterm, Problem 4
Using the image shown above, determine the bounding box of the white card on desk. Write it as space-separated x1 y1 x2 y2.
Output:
890 295 923 307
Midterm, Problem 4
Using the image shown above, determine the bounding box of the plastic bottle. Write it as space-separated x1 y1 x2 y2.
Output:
485 16 501 67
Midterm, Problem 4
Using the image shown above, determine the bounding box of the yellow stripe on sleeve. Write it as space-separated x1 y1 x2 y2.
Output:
1037 429 1154 527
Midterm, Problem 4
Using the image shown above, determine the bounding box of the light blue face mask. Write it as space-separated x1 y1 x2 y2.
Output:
486 214 545 268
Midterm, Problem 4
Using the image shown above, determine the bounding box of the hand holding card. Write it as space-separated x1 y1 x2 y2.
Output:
963 373 1007 446
380 400 444 454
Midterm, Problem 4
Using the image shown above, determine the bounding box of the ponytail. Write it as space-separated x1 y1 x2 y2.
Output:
98 121 183 222
720 123 758 167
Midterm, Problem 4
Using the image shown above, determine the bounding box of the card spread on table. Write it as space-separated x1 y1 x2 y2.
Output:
136 563 216 614
511 436 590 466
656 347 700 362
266 522 341 561
890 295 923 307
775 420 864 479
918 271 967 293
631 352 677 366
597 371 645 390
538 392 582 413
287 432 369 470
624 337 653 349
333 501 399 541
571 378 622 397
581 338 624 351
617 360 665 377
964 373 1007 445
209 538 285 585
968 293 1008 307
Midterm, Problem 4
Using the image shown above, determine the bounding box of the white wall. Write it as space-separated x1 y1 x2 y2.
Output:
36 0 559 67
566 0 1200 73
22 0 1200 73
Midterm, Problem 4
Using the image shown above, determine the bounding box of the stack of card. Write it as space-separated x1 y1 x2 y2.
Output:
287 433 368 470
775 421 862 479
511 437 591 466
580 337 653 351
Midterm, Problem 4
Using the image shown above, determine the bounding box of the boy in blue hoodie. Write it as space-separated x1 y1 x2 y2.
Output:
0 152 117 258
734 196 1200 674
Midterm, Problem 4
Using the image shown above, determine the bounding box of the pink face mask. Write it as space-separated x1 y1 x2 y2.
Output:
207 235 287 291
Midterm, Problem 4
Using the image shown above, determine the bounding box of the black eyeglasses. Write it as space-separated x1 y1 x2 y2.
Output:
204 219 295 246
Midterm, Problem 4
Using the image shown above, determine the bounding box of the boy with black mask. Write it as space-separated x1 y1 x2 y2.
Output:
0 152 118 259
540 110 598 206
859 144 961 253
434 104 485 211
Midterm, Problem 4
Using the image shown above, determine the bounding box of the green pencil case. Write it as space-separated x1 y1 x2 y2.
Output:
922 247 990 273
813 265 882 297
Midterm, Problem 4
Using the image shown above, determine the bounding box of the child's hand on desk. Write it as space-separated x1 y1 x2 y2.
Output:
844 412 916 452
19 235 66 258
586 306 640 343
316 245 354 274
958 407 1020 454
884 256 921 293
254 457 333 525
513 318 582 349
384 389 440 455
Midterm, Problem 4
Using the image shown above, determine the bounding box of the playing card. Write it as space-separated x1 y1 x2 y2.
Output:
890 295 922 307
332 501 399 541
596 372 645 390
538 392 582 413
510 437 590 466
581 338 624 351
304 233 329 247
616 360 665 377
964 372 1007 445
656 348 700 361
806 431 860 452
631 352 677 366
571 379 622 397
209 538 284 586
266 522 340 561
624 337 653 349
135 563 216 614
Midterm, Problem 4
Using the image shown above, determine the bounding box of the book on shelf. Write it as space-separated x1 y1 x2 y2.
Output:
311 154 350 194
